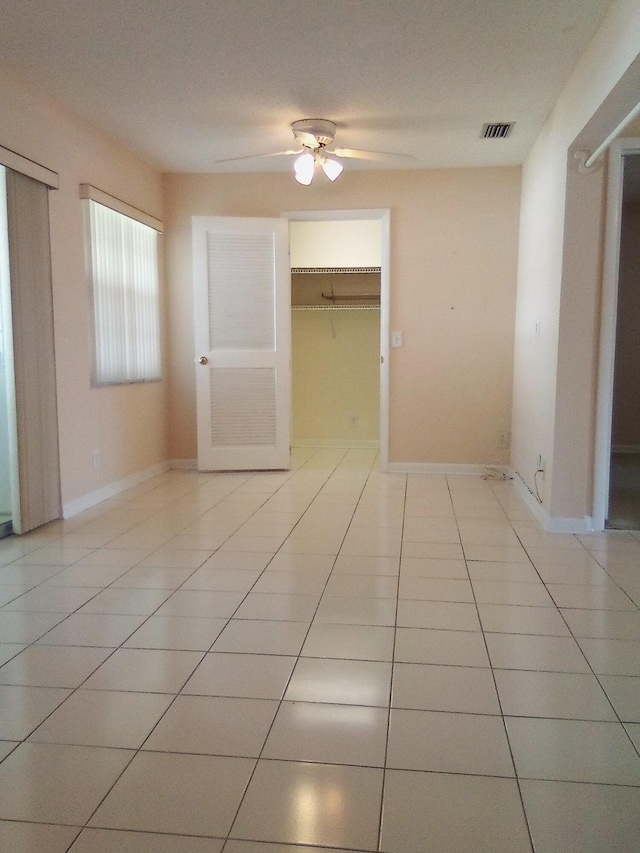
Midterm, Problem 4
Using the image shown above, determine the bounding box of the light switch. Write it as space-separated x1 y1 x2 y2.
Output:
391 330 403 348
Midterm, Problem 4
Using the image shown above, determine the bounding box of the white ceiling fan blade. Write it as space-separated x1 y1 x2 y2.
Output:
212 149 301 165
330 147 416 163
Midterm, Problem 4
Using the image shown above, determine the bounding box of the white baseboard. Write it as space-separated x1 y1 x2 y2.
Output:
387 462 508 476
511 470 594 533
292 440 379 449
612 444 640 454
62 460 171 518
169 458 198 469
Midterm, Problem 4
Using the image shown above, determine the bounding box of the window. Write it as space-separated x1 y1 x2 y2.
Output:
85 194 161 385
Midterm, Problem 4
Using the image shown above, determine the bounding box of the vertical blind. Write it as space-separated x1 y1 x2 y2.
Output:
87 199 161 385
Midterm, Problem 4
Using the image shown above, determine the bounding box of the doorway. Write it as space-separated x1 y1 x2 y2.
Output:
0 166 14 538
285 210 390 470
594 139 640 529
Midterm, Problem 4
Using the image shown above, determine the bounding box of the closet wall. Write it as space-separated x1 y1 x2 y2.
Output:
290 219 381 447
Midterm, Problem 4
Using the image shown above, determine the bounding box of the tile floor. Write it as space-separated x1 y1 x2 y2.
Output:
0 447 639 852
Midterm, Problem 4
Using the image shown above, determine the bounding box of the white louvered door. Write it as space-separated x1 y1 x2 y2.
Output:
192 216 291 471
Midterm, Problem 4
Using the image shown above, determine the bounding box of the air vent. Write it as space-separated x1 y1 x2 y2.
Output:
482 122 514 139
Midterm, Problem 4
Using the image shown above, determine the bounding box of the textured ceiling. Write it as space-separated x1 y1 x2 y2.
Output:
0 0 613 173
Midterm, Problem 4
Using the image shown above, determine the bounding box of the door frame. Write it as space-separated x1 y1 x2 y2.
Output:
593 138 640 529
283 208 391 471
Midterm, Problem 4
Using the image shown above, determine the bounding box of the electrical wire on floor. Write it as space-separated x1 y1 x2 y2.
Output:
482 464 512 481
515 469 543 504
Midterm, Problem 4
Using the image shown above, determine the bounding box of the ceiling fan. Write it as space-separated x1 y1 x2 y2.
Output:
214 118 415 185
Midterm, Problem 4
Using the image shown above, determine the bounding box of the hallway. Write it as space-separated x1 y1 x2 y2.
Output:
0 449 639 851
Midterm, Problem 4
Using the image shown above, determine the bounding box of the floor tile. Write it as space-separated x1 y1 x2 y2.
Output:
301 623 395 661
471 580 553 606
386 708 515 776
37 613 147 647
211 619 309 655
477 603 570 635
577 637 640 675
0 741 18 761
399 557 468 578
397 600 481 631
495 670 616 720
69 828 224 852
202 551 274 571
123 615 228 650
224 843 355 853
463 545 529 562
142 694 278 756
81 648 202 692
401 542 464 560
0 611 66 643
598 674 640 721
0 644 113 688
284 657 392 706
323 573 398 598
182 652 296 699
262 700 388 766
233 592 319 622
392 663 501 713
547 582 637 610
28 689 173 748
313 595 397 626
380 770 532 853
43 564 130 587
394 627 490 666
230 759 383 849
506 717 640 784
2 586 102 612
237 571 318 594
0 643 27 666
0 685 71 739
89 752 255 836
154 590 245 618
560 608 640 640
110 565 197 589
0 821 80 853
521 779 640 853
0 742 133 824
332 555 399 575
466 560 541 582
398 577 474 602
485 633 590 672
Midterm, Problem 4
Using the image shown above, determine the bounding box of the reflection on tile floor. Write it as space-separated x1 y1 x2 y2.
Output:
0 447 639 852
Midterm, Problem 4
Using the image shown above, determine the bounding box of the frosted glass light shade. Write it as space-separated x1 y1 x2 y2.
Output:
321 157 343 181
294 152 315 185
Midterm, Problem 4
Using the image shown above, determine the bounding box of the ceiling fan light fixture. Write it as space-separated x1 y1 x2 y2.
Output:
321 156 344 182
294 152 315 185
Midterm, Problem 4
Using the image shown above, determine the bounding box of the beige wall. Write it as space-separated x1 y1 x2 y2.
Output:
290 219 382 267
0 64 167 510
292 309 380 444
163 167 521 465
512 0 640 521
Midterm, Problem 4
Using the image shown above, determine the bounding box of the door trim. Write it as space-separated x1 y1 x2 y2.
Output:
283 208 391 471
593 138 640 530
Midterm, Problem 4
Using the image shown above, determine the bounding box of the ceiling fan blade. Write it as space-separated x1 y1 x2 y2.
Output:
212 149 301 165
330 147 416 163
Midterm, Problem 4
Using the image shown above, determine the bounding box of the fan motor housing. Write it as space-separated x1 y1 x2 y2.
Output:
292 118 336 149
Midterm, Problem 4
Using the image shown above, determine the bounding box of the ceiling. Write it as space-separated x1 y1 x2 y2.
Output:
0 0 614 174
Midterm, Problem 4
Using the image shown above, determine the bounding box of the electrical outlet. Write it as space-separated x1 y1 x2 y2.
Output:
391 330 403 348
497 431 510 449
350 416 359 429
92 449 100 470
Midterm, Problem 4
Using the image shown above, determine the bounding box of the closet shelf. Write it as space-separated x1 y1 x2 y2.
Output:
291 266 381 275
292 304 381 311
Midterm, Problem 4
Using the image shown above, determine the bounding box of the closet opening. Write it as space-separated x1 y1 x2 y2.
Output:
288 215 388 455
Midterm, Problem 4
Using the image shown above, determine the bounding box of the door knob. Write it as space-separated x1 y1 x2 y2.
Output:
197 356 208 365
